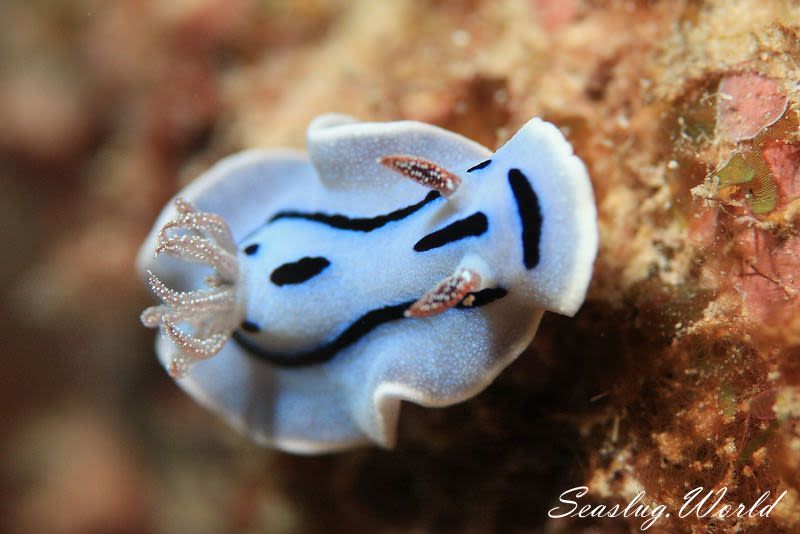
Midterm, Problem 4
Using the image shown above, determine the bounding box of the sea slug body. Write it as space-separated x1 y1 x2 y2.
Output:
138 114 598 453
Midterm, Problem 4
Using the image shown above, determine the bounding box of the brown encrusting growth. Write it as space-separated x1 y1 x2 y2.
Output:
3 0 800 532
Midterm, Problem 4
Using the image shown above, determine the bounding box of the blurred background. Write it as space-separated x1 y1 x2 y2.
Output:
3 0 800 533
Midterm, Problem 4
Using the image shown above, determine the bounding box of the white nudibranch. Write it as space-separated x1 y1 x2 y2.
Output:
138 114 598 453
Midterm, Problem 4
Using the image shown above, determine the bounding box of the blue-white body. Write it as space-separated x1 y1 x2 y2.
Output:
138 114 597 453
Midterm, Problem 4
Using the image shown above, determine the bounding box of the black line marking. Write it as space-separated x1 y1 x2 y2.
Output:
241 320 261 333
413 212 489 252
233 301 412 367
467 159 492 173
456 287 508 308
508 169 543 269
271 257 331 286
244 244 260 255
270 191 441 232
233 288 508 368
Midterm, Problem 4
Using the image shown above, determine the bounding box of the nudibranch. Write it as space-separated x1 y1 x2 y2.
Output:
138 114 598 453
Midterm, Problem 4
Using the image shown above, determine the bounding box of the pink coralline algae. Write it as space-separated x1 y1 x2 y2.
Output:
717 72 789 142
689 73 800 324
763 141 800 205
731 228 800 324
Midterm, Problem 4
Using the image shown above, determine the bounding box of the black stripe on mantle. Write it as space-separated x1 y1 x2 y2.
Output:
507 169 543 269
269 191 442 232
270 257 331 286
413 212 489 252
233 288 507 368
